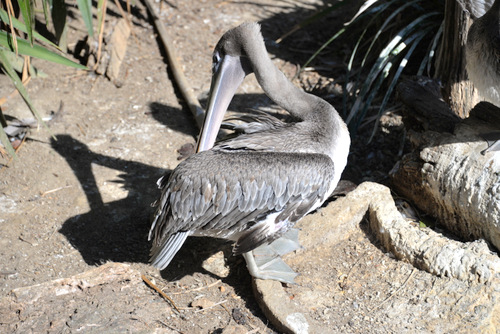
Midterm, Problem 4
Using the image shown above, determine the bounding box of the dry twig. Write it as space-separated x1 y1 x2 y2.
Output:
41 186 73 197
171 279 222 295
193 299 228 313
339 256 363 290
143 0 205 129
156 320 186 334
142 274 181 314
94 0 108 70
369 268 417 312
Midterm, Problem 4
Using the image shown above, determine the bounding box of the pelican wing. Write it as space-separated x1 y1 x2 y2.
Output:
149 149 336 268
221 110 288 134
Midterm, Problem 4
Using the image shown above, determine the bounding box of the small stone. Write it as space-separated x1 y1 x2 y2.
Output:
201 251 230 278
190 297 215 309
221 323 247 334
232 308 247 325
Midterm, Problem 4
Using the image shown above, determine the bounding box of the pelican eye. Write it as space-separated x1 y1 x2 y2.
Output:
212 52 222 73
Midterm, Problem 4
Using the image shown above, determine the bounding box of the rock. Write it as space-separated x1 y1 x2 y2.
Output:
191 297 215 309
366 182 500 283
253 182 500 333
202 250 230 278
232 307 247 325
394 80 500 251
252 279 312 334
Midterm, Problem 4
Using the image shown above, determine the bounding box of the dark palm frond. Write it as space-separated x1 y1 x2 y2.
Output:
283 0 445 137
347 12 442 131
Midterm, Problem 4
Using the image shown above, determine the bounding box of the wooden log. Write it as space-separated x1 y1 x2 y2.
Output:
392 78 500 251
397 77 462 133
435 0 480 117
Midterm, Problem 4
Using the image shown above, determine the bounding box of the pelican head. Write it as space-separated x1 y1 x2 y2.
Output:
196 23 261 152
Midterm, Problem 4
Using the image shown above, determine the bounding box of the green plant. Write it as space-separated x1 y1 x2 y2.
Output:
283 0 445 139
0 0 98 157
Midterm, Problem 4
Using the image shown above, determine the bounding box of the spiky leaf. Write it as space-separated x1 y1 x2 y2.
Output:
17 0 35 45
0 48 53 139
51 0 68 49
77 0 94 37
0 31 86 69
0 8 59 49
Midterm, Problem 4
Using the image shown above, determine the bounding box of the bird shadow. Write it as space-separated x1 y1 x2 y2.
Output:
53 134 160 265
51 133 251 284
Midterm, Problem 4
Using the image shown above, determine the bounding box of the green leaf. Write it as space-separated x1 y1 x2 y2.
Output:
346 12 440 126
0 31 87 69
303 0 445 136
2 48 47 77
77 0 94 37
17 0 35 45
418 216 435 229
51 0 68 50
300 27 346 76
0 8 59 49
276 1 349 43
344 0 410 119
0 123 15 157
358 0 420 70
300 1 388 71
0 48 54 140
42 0 51 28
418 22 443 76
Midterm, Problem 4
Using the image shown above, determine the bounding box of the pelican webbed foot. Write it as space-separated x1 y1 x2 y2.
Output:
242 228 301 284
481 132 500 154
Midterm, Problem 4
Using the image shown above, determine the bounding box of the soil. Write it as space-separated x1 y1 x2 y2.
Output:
2 0 493 333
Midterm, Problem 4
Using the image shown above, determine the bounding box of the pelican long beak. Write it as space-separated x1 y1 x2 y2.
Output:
196 55 247 152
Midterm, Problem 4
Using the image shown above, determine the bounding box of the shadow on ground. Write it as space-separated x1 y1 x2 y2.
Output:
52 134 158 265
51 132 250 282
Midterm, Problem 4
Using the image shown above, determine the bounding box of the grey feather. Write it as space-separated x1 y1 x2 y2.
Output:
150 231 190 270
149 149 335 264
221 110 288 134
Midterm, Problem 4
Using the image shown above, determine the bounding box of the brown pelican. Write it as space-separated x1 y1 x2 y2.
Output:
463 0 500 151
148 22 350 283
466 0 500 106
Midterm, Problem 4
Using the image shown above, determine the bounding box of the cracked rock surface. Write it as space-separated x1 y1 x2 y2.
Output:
254 182 499 333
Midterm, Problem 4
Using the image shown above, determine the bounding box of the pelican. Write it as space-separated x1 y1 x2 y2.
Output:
463 0 500 151
148 22 350 283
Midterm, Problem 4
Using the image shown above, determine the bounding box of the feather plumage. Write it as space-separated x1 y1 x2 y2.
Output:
149 149 335 269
